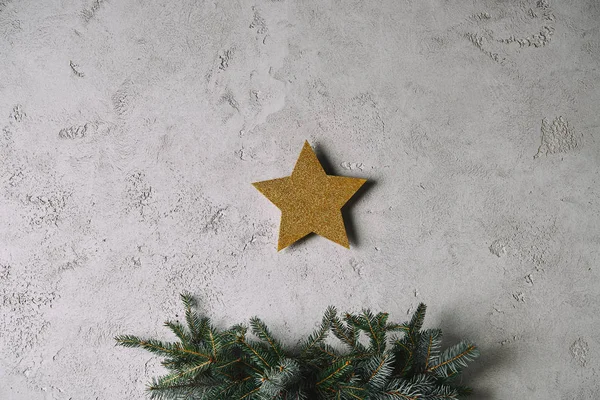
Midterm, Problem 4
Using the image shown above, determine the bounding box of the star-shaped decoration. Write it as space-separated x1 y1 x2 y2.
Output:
253 141 367 250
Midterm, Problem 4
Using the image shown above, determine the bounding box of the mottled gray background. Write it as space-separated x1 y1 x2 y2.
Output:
1 0 599 398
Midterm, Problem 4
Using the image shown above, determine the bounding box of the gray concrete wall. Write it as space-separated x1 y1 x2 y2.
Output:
1 0 599 398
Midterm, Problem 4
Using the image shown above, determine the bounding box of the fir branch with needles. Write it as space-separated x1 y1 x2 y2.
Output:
116 294 480 399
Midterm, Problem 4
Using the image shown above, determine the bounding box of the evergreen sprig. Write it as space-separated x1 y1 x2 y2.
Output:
116 295 480 399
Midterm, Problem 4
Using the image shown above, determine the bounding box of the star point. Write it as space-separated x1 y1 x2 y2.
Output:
253 141 367 251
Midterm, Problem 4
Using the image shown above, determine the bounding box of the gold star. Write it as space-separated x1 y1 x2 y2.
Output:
253 141 367 251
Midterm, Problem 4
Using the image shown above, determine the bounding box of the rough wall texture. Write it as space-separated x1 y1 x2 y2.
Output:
1 0 599 398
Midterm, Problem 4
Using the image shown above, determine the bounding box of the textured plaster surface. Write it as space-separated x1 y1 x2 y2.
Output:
1 0 599 399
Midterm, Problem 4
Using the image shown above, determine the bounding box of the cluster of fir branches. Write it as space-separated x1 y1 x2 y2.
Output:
116 293 480 399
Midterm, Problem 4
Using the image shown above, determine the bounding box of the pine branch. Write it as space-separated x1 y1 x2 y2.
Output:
336 382 367 399
408 304 427 336
206 325 222 361
164 321 191 343
167 360 214 382
301 306 335 357
258 358 301 397
417 329 442 372
118 296 480 400
386 323 410 333
146 379 204 400
359 310 386 354
315 359 353 390
382 378 421 399
237 335 276 370
392 337 414 377
341 314 368 354
181 292 200 338
331 313 355 348
115 336 211 360
363 353 394 390
407 374 436 391
423 384 459 399
426 341 479 377
250 317 284 360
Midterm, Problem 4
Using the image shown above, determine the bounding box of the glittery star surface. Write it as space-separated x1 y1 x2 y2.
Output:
253 141 367 251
